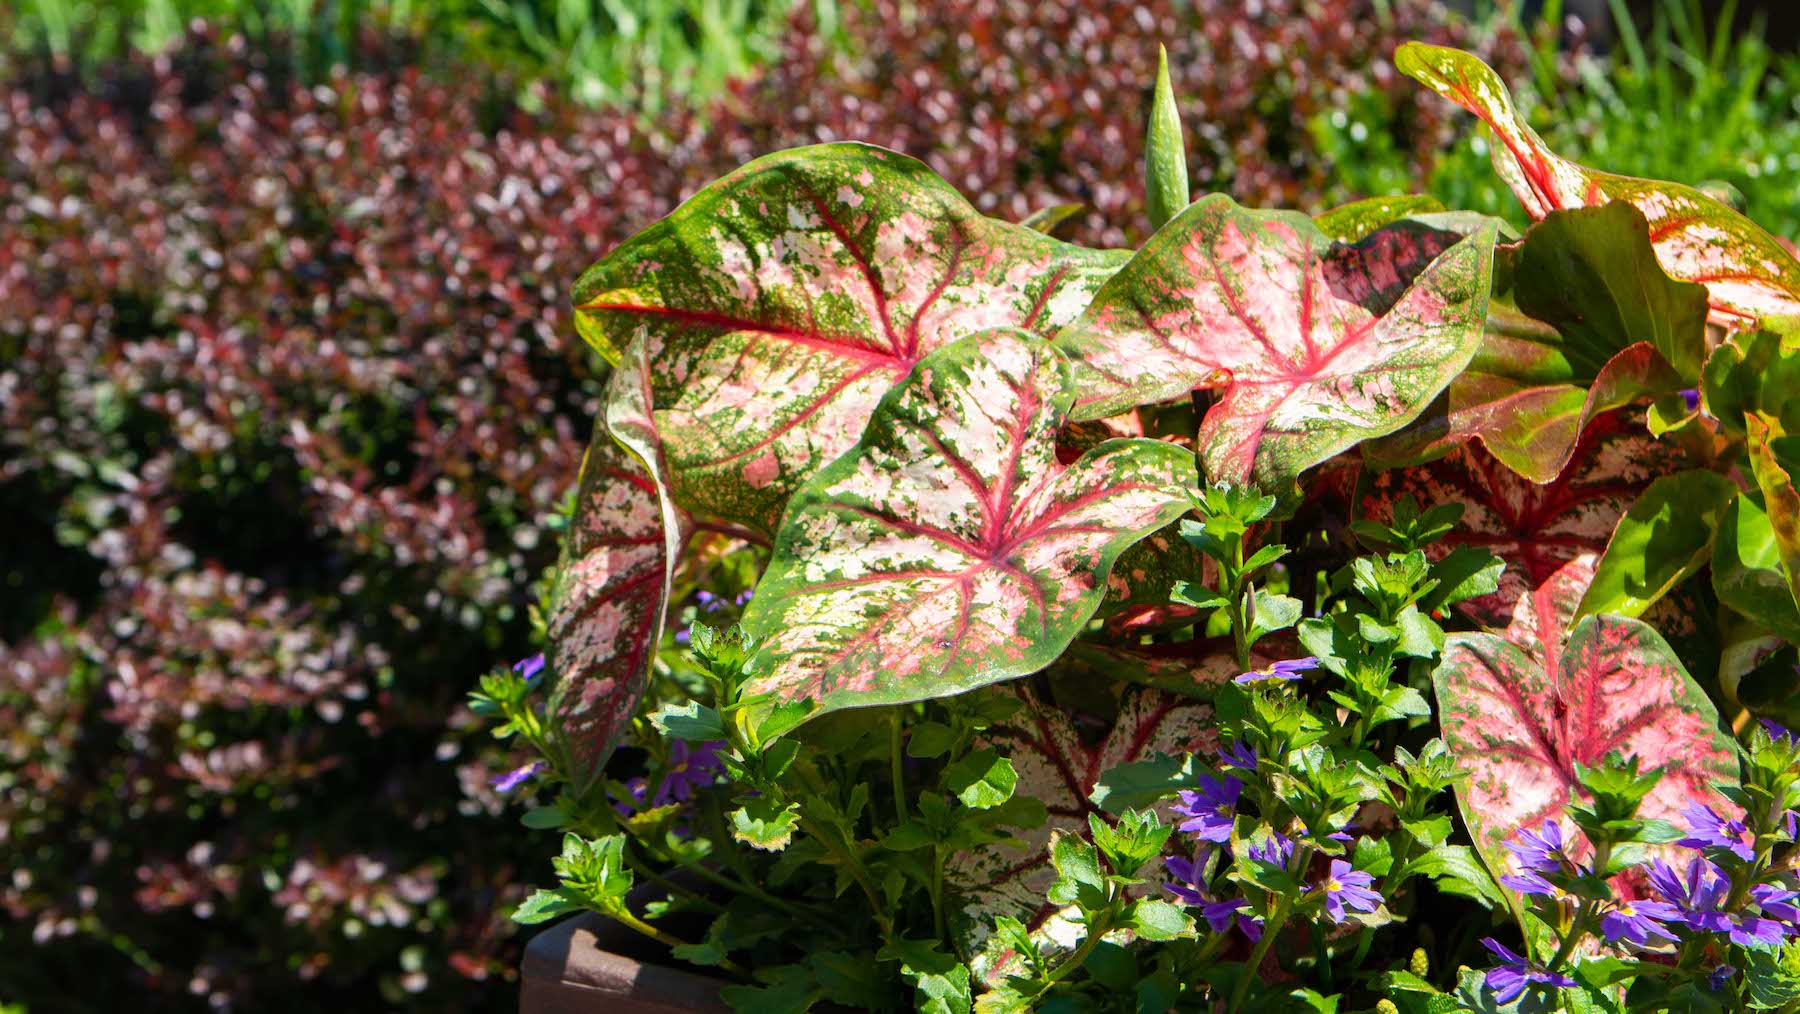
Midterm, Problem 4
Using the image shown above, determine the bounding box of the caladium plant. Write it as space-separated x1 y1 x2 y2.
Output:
489 40 1800 1014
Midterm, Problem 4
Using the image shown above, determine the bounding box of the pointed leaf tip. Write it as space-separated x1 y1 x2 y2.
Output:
1145 44 1189 232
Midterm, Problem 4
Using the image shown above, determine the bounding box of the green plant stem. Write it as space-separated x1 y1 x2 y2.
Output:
1226 537 1251 669
930 846 948 944
890 709 908 826
1031 889 1122 1006
606 904 748 977
798 813 892 941
1229 893 1291 1014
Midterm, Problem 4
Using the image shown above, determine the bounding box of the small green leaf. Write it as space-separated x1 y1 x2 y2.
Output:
1088 753 1202 814
1714 494 1800 644
521 805 569 830
945 749 1019 810
1314 194 1448 242
1578 469 1739 619
881 939 973 1014
1124 898 1194 941
907 721 958 759
731 797 802 851
1046 831 1109 912
1144 44 1189 231
755 700 815 742
1248 589 1304 643
511 887 581 925
649 700 727 741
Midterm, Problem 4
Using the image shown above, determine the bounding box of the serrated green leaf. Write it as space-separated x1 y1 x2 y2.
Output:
649 700 727 741
946 750 1020 810
731 797 802 851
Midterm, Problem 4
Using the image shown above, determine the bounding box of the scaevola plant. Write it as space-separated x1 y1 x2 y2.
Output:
477 41 1800 1013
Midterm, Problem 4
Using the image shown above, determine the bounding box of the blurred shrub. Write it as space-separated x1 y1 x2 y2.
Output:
0 4 1519 1010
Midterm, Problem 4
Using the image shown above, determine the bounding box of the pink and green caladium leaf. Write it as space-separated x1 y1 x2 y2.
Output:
1398 42 1800 329
545 343 688 789
1361 413 1687 666
1434 614 1738 879
1055 194 1497 493
1367 202 1702 481
572 142 1128 537
1313 194 1448 242
738 328 1197 719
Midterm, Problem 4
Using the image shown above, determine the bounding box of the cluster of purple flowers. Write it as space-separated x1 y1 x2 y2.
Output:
1161 731 1381 940
1484 796 1800 1002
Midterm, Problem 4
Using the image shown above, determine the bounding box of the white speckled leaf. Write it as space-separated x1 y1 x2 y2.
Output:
545 342 687 789
1435 616 1737 879
1360 414 1684 672
948 673 1235 982
572 142 1128 537
1056 196 1496 491
738 329 1197 716
1398 43 1800 329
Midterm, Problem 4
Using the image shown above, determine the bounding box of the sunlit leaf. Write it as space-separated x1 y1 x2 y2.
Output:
545 342 686 788
572 142 1126 536
1314 194 1447 242
1398 42 1800 329
1746 415 1800 613
740 329 1196 718
1576 470 1740 620
1434 615 1738 880
1713 494 1800 644
1057 195 1497 492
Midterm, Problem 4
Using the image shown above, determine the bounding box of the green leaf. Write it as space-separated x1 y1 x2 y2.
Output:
731 797 802 852
1018 203 1086 237
571 142 1128 538
945 750 1020 810
1745 940 1800 1010
1088 752 1202 814
740 330 1196 720
1508 202 1710 382
1421 545 1505 612
1126 898 1195 941
649 700 727 741
1702 325 1800 436
720 964 822 1014
1247 589 1304 643
1747 415 1800 613
1714 494 1800 644
1144 44 1189 231
1046 831 1109 912
1404 845 1505 910
908 721 958 759
756 699 816 742
881 939 973 1014
1058 196 1497 495
511 887 582 925
1398 42 1800 329
521 804 569 830
1578 470 1739 620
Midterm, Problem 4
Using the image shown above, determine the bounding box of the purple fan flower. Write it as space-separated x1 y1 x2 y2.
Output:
1498 869 1559 898
1304 822 1355 845
1480 938 1576 1004
1234 657 1320 685
1316 860 1382 923
696 590 722 612
512 653 545 682
734 589 754 606
1162 855 1258 938
1678 803 1756 861
1221 741 1258 772
651 740 725 806
1503 822 1567 874
1174 774 1242 843
1762 718 1798 745
1753 883 1800 924
1646 856 1732 934
1600 898 1682 946
1678 388 1700 412
1236 911 1265 942
1709 965 1737 991
1732 915 1787 947
490 760 544 793
1248 831 1294 868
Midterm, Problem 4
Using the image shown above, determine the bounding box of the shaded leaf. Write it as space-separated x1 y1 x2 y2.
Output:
572 142 1127 536
1577 470 1740 620
740 329 1196 718
545 343 686 788
1397 43 1800 329
946 750 1021 810
1713 494 1800 644
1057 195 1497 492
1433 615 1738 881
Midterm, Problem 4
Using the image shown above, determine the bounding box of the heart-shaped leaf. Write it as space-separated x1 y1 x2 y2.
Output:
572 142 1127 537
546 342 687 788
1576 469 1740 621
948 674 1233 982
738 329 1196 717
1056 195 1497 492
1434 615 1738 878
1398 43 1800 329
1361 413 1686 666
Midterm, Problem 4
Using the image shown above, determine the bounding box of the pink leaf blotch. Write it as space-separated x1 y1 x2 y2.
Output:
1398 42 1800 328
1056 194 1496 491
1434 614 1738 878
571 142 1128 536
546 343 687 787
739 328 1197 717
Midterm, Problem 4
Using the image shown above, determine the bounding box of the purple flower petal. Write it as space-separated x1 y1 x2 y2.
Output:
489 761 544 794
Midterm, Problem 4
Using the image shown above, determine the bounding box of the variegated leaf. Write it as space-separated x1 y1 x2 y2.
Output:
1434 615 1738 879
948 674 1235 983
572 142 1128 536
1361 414 1685 668
546 342 688 788
739 329 1197 716
1397 43 1800 328
1057 195 1497 491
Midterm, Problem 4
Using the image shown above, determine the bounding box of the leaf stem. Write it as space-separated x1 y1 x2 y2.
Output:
890 709 909 826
